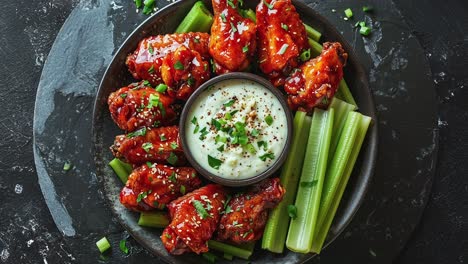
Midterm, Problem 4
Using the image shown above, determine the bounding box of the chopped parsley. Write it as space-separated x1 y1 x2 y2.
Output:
257 140 268 151
259 152 275 161
208 155 223 169
63 161 72 171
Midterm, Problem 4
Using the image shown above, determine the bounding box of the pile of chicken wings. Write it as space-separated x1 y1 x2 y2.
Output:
107 0 347 255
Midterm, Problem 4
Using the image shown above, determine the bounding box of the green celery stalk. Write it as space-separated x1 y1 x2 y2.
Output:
308 38 323 57
175 1 214 33
304 23 321 42
262 111 312 253
328 98 357 160
286 108 334 253
109 158 131 183
208 240 253 260
335 80 357 107
138 212 170 228
311 114 371 253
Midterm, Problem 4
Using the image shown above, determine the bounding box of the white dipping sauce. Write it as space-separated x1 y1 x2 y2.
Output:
185 79 288 179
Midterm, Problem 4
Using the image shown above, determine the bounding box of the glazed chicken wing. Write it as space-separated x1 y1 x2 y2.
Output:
107 81 178 132
209 0 256 74
126 33 211 100
161 45 210 100
217 178 285 244
161 184 228 255
256 0 309 87
120 163 202 211
284 42 348 112
111 125 186 166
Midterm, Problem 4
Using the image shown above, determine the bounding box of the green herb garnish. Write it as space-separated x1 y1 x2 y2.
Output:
148 65 155 73
192 200 210 219
119 239 129 254
281 23 288 30
174 60 184 70
278 44 289 55
208 155 223 169
142 142 153 153
170 142 178 149
167 152 178 165
155 84 167 93
259 152 275 161
127 127 146 138
180 185 186 195
168 172 177 183
265 115 274 126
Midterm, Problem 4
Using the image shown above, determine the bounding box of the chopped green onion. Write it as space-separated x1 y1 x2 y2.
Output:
159 134 166 141
199 127 209 140
147 65 154 73
155 84 167 93
246 143 257 154
287 205 297 219
215 135 228 144
134 0 142 9
251 129 259 137
263 0 273 9
220 13 227 22
138 212 170 228
278 44 289 55
344 8 353 18
212 119 222 130
230 22 238 33
193 125 200 134
360 26 371 36
119 239 129 254
174 61 184 70
180 185 186 195
168 172 177 183
363 6 373 12
167 152 178 165
63 161 72 171
191 116 198 125
259 152 275 161
175 1 214 33
281 23 289 30
208 155 223 169
120 93 127 99
142 0 155 15
300 49 311 62
96 237 111 253
265 115 274 126
193 200 211 219
242 45 249 53
227 0 236 8
170 142 178 149
223 99 235 107
146 161 153 168
142 142 153 153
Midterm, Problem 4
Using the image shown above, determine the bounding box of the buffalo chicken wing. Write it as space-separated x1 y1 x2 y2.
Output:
217 178 285 244
256 0 309 87
126 33 211 100
120 163 202 211
108 81 178 132
111 125 185 166
209 0 256 74
284 42 348 112
161 184 228 255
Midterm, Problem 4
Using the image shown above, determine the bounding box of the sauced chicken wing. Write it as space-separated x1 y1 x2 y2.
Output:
111 125 186 166
217 178 285 244
256 0 309 87
107 81 178 132
209 0 256 74
126 33 211 99
161 45 210 100
161 184 228 255
120 163 202 212
284 42 348 112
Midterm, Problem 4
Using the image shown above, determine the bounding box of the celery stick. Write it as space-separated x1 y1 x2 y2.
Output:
335 80 357 107
308 38 323 58
311 114 371 253
262 111 312 253
175 1 213 33
138 212 170 228
208 240 253 260
328 98 357 160
286 108 334 253
303 23 321 42
109 158 131 183
310 111 360 252
223 253 233 260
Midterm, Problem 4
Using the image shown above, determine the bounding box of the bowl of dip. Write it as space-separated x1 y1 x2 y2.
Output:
179 72 293 187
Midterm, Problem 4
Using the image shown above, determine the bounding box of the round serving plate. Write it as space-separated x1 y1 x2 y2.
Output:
92 0 378 263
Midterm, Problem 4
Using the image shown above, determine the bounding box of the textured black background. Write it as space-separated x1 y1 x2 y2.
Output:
0 0 466 263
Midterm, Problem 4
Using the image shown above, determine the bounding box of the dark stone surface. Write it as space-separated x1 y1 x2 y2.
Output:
0 0 466 264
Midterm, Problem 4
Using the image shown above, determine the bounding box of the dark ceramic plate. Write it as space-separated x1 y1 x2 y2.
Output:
92 0 378 263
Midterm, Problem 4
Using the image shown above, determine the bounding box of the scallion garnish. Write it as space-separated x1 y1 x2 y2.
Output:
263 0 273 9
159 134 166 141
259 152 275 161
211 118 222 130
257 141 268 151
193 125 200 134
215 135 227 144
300 49 311 62
63 162 72 171
142 142 153 153
134 0 142 9
362 6 373 12
242 45 249 53
119 239 129 254
170 142 178 149
251 129 259 137
148 43 154 54
227 0 236 8
174 61 184 70
146 161 153 167
360 26 371 36
142 0 155 15
187 76 195 86
208 155 223 169
281 23 288 30
199 127 209 140
193 200 211 219
96 237 111 253
217 144 225 152
220 13 227 23
230 22 238 33
168 172 177 183
191 116 198 125
278 44 289 55
344 8 353 18
180 185 186 195
148 65 155 73
155 84 167 93
127 127 146 138
167 152 178 165
120 93 127 99
246 143 257 154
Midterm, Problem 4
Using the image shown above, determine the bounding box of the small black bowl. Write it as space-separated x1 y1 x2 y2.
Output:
179 72 293 187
